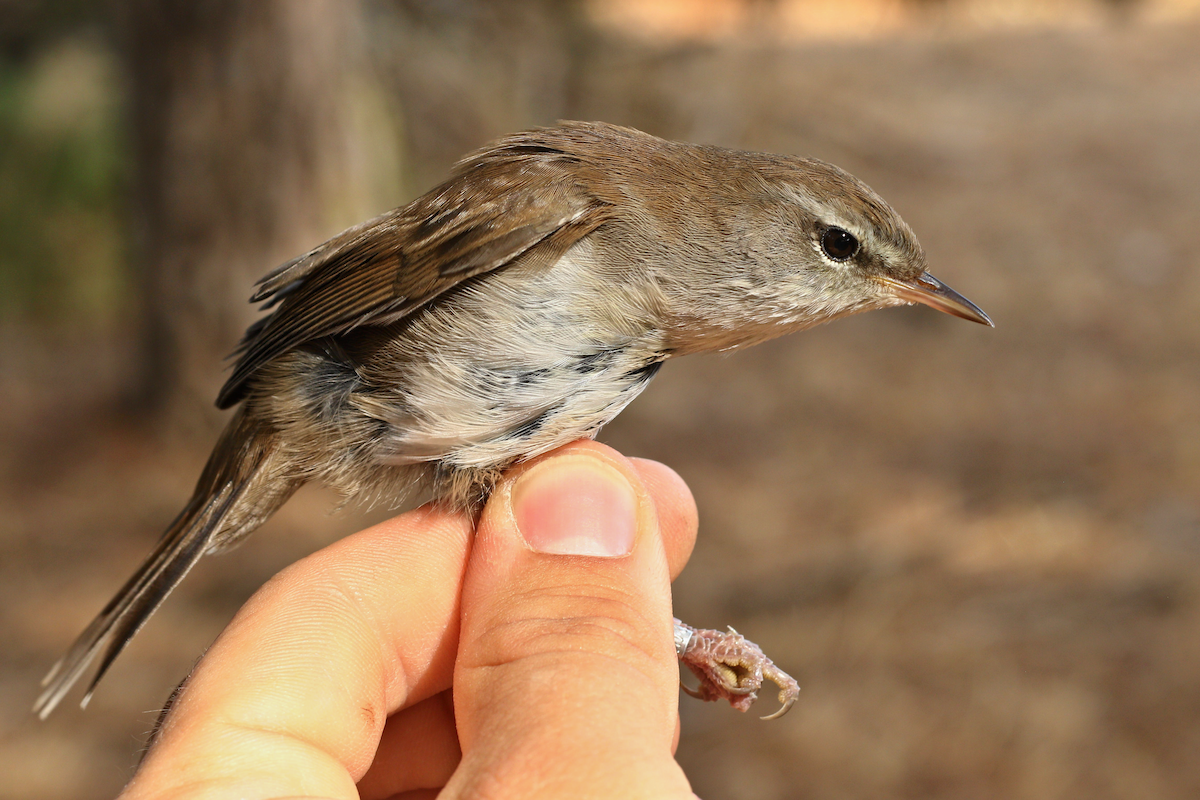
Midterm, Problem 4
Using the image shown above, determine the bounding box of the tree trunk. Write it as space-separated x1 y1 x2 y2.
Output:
121 0 382 432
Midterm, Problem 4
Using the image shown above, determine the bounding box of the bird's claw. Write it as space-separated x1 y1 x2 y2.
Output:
673 618 800 719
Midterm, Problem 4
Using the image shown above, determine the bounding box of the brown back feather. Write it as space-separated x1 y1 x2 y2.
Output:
216 129 617 409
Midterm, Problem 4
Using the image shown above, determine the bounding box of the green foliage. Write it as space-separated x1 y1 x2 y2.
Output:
0 36 128 328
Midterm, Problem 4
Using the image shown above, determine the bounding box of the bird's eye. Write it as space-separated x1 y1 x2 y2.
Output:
821 227 859 261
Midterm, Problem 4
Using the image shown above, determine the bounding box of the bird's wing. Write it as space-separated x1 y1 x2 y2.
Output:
216 143 613 408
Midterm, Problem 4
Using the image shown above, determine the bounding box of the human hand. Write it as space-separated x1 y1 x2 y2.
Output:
118 440 699 799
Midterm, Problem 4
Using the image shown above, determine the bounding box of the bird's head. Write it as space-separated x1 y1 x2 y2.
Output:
607 139 993 354
764 157 992 332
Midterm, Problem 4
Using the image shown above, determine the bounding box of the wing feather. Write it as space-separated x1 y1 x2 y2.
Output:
216 133 614 409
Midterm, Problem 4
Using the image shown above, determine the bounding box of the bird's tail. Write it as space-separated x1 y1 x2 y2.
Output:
34 410 296 718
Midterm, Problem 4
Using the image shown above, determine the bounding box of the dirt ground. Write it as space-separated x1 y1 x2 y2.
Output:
4 17 1200 800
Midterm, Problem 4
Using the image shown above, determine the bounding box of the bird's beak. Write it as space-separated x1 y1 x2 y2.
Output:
877 272 994 327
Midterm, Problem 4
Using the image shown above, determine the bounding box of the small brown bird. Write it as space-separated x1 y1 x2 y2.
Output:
35 121 991 719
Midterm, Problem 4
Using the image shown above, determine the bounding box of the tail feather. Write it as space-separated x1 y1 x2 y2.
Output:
34 485 243 719
38 501 200 690
34 411 289 719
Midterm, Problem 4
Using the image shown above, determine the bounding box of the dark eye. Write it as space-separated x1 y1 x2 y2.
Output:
821 227 859 261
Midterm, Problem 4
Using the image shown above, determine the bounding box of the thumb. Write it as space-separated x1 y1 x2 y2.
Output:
445 441 693 799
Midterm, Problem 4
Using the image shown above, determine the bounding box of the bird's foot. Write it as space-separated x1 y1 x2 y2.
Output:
673 618 799 720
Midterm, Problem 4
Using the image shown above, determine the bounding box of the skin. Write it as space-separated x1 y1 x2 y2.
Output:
118 441 700 800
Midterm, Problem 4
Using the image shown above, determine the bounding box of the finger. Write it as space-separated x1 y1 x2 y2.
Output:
358 455 698 796
630 457 698 580
357 690 459 800
121 504 474 800
627 457 695 758
445 440 694 799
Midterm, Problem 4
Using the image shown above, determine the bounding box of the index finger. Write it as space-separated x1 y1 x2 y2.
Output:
121 504 474 800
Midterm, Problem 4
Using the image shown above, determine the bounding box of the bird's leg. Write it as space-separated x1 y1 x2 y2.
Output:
673 618 799 720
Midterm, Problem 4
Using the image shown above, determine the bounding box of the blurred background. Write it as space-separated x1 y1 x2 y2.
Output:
3 0 1200 797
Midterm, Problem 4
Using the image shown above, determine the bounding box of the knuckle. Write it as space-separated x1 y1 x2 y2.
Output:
471 580 666 671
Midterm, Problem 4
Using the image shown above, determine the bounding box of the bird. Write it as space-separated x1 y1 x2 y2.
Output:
35 120 991 719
